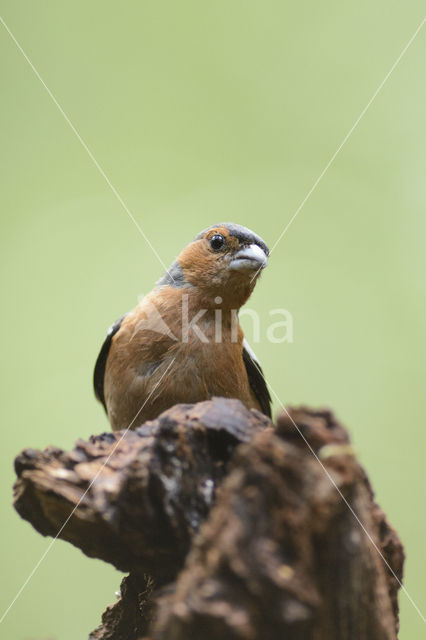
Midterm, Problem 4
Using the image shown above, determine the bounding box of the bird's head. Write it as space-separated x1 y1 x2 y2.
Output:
158 223 269 308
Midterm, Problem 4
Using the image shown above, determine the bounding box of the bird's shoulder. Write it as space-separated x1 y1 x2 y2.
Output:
93 314 128 409
242 339 272 418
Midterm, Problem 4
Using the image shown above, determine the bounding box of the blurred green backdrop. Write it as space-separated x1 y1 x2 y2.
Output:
1 1 425 638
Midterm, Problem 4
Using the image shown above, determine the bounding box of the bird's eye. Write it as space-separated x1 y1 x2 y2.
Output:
210 234 225 251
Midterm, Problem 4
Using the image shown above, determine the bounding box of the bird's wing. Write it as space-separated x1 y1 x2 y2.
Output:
242 339 272 418
94 314 127 411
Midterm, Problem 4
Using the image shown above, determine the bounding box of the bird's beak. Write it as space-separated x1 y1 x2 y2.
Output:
229 244 268 272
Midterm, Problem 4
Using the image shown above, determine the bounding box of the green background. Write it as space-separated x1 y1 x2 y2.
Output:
1 2 425 638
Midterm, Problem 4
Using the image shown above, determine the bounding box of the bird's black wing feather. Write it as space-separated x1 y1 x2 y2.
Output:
93 315 127 411
242 340 272 418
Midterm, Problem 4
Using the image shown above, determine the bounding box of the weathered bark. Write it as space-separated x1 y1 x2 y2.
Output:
13 399 404 640
14 399 268 581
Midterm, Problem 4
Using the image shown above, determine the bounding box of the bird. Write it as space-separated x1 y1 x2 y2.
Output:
94 222 271 431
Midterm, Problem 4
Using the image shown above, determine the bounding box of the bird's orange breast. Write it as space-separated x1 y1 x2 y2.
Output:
103 287 260 430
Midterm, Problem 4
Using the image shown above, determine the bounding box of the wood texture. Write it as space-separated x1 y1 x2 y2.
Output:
13 399 404 639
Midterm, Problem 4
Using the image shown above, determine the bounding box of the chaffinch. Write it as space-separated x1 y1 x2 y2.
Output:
94 223 271 430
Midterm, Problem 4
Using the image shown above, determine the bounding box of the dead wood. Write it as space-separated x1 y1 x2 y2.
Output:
13 399 404 640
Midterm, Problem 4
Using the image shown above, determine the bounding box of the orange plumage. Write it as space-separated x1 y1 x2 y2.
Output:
94 223 271 430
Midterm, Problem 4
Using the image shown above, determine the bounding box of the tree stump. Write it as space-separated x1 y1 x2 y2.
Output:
13 398 404 639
